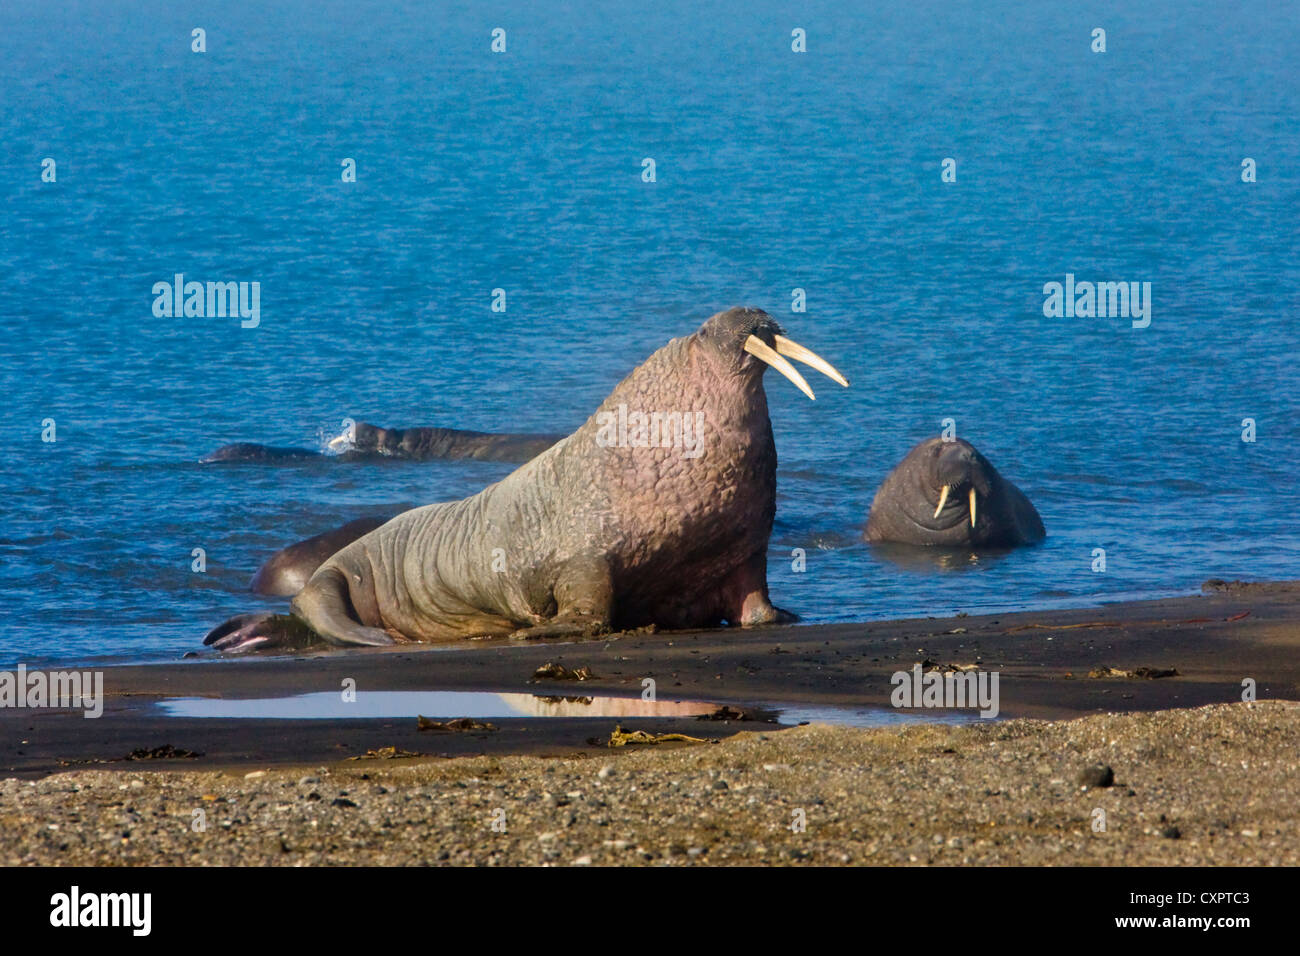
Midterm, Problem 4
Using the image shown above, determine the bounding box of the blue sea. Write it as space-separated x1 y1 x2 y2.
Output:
2 0 1297 667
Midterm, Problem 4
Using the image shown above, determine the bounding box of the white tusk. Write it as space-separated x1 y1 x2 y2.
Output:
327 434 350 450
743 335 815 400
773 335 849 387
969 488 977 528
933 484 950 518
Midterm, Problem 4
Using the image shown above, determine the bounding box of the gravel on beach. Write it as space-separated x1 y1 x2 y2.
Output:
3 700 1298 866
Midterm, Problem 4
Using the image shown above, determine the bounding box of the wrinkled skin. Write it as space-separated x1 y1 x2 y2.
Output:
200 423 562 465
864 438 1045 548
213 425 564 594
207 308 828 652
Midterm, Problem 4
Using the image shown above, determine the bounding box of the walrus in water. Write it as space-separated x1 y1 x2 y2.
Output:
200 423 562 464
210 425 564 595
864 437 1044 548
249 516 393 597
199 442 321 463
204 307 848 652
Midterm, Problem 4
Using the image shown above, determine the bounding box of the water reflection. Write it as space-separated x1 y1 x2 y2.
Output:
868 542 1017 573
156 690 719 720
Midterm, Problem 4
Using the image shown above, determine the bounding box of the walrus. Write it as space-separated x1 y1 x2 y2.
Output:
204 307 849 652
864 437 1045 548
214 425 562 593
199 442 320 463
249 516 393 597
201 423 563 465
209 425 564 595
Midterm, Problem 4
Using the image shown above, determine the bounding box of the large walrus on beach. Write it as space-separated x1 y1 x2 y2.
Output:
204 307 849 652
201 422 562 464
865 437 1045 548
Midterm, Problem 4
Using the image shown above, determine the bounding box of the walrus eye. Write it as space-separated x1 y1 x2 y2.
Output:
742 334 848 400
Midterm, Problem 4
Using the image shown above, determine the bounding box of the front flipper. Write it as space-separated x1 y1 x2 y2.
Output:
512 553 614 640
510 614 611 641
721 550 799 626
203 613 321 653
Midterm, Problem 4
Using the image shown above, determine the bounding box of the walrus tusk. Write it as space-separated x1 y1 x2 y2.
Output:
327 434 350 450
773 335 849 387
969 488 977 527
933 484 950 518
743 335 815 400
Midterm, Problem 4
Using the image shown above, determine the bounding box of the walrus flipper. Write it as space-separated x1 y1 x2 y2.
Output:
510 552 614 640
718 549 798 626
290 568 399 647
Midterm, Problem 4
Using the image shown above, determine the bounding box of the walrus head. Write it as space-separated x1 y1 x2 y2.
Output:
929 438 996 529
694 307 849 399
865 436 1046 549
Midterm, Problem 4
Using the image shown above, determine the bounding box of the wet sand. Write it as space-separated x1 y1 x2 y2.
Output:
3 580 1299 864
4 701 1298 865
5 578 1297 776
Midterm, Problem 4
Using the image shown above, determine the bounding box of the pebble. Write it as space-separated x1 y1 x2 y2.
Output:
3 701 1295 867
1076 764 1115 788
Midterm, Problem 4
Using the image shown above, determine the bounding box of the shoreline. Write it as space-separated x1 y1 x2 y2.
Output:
3 578 1297 777
5 701 1298 865
1 582 1212 673
4 579 1299 864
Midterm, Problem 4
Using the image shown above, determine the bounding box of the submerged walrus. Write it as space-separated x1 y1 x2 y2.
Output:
864 438 1044 548
208 425 563 595
249 516 393 597
204 307 849 652
201 423 562 465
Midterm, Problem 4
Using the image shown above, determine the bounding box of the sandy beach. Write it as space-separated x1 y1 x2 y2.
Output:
3 579 1299 865
4 702 1298 866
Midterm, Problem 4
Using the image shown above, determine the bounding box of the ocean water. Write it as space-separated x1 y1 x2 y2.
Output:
2 0 1297 667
